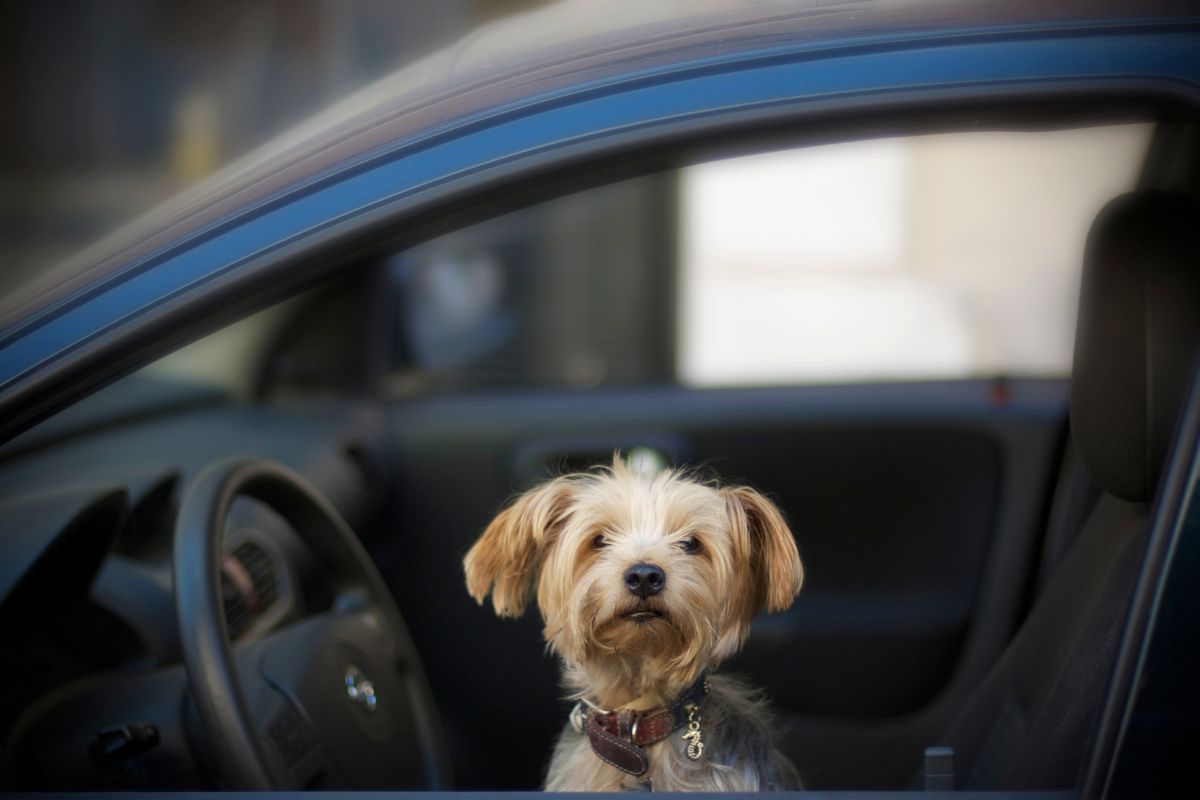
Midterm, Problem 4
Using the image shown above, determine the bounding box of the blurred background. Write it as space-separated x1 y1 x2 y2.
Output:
0 0 548 291
2 1 1152 391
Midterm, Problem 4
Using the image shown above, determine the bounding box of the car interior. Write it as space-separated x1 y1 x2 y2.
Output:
0 105 1198 793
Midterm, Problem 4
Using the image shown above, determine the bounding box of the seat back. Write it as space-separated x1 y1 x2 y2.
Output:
937 191 1200 789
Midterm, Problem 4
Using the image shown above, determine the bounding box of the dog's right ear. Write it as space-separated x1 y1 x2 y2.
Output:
463 477 575 617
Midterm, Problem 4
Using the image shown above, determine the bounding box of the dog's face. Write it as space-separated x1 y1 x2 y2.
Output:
463 458 803 690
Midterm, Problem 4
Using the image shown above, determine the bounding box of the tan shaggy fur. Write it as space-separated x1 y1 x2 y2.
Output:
463 456 804 791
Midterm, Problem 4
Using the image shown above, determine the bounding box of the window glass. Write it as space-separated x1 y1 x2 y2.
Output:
385 122 1152 391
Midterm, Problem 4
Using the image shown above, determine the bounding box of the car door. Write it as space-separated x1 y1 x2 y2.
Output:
364 119 1154 790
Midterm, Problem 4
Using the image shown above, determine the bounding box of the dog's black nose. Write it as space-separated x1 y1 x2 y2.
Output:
624 563 666 598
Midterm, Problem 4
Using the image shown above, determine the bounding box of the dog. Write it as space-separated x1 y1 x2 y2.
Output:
463 455 804 791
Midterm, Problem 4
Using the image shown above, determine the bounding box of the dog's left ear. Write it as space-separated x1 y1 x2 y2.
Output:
463 476 575 618
723 486 804 613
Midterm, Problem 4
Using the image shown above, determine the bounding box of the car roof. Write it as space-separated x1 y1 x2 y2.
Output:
2 0 1193 328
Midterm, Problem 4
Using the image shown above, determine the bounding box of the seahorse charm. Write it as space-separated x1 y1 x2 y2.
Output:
682 704 704 760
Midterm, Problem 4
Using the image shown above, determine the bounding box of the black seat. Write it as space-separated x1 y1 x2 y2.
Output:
936 191 1200 789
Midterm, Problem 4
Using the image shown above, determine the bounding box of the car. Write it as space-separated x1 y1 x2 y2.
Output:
0 0 1198 796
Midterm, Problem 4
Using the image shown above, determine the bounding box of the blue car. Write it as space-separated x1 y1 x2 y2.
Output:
0 1 1197 796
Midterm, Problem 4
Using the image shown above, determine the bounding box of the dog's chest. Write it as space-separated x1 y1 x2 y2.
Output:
546 727 758 792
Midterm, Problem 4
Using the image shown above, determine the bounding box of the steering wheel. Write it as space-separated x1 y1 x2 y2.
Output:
173 457 449 789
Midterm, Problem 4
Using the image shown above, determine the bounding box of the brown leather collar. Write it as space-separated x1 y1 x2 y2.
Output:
581 673 709 776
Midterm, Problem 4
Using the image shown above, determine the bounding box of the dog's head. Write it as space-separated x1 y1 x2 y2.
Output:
463 456 803 691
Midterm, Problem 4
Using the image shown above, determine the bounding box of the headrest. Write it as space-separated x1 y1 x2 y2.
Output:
1070 191 1200 502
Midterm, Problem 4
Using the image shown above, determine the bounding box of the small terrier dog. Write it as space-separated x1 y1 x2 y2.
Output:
464 456 804 791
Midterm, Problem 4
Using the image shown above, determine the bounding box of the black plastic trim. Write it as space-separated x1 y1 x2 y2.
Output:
1083 359 1200 798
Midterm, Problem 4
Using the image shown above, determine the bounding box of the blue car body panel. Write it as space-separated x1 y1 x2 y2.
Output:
1 21 1198 406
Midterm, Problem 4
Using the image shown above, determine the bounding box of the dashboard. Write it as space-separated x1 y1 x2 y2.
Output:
0 376 390 789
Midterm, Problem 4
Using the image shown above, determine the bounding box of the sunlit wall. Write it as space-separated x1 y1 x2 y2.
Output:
678 123 1152 386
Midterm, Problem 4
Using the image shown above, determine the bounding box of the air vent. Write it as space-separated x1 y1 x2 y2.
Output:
221 540 279 639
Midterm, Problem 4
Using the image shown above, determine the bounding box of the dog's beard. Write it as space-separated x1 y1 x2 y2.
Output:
594 599 681 654
540 541 746 704
551 585 718 703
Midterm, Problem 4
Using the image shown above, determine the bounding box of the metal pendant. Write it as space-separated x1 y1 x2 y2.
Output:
681 704 704 760
570 701 586 733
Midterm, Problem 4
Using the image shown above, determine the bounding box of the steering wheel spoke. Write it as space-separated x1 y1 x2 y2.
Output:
226 648 332 790
174 458 448 789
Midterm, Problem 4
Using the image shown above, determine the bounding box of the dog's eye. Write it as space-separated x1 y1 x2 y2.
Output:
679 536 701 554
592 534 609 549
